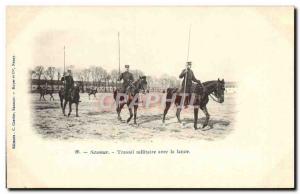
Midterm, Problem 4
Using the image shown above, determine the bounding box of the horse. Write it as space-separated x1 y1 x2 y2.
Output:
58 87 65 108
162 79 225 129
61 86 80 117
113 76 147 124
88 89 97 99
38 87 54 101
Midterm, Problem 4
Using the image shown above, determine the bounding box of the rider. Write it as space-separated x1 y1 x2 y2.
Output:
118 64 134 94
179 61 205 104
61 69 74 99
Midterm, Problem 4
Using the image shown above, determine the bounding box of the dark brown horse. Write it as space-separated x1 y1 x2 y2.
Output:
162 79 225 129
59 86 80 117
38 87 54 101
113 76 147 124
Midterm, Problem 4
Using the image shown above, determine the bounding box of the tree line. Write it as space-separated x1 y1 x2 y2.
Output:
29 65 180 93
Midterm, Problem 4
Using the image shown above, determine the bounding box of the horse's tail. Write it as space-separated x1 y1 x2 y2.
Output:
162 87 178 123
165 88 178 105
166 88 177 98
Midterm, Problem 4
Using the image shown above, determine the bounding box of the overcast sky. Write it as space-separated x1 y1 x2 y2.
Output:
7 6 293 82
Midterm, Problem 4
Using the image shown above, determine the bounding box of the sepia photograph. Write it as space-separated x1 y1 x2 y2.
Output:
6 6 294 188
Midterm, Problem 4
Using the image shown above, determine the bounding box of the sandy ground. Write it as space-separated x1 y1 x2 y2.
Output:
31 91 236 141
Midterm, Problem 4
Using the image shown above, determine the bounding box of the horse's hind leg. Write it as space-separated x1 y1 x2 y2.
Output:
162 102 171 123
194 108 199 130
201 106 210 128
127 106 133 123
75 103 79 117
176 107 182 123
68 102 72 117
133 105 138 124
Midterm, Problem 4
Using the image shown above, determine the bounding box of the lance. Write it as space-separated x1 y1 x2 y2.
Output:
63 46 66 90
183 25 191 104
117 32 121 108
116 32 121 91
118 32 121 80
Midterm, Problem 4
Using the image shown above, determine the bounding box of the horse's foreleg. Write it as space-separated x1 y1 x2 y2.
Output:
63 100 68 116
43 94 46 101
116 103 124 120
162 102 171 123
133 105 138 124
176 107 182 123
201 106 210 128
127 101 133 123
75 103 79 117
68 102 72 117
60 98 63 109
194 108 199 130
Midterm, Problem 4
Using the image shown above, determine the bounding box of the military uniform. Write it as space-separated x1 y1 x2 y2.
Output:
61 75 74 98
118 71 134 93
179 68 201 93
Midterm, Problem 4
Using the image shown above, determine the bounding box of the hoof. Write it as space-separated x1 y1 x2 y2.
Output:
76 115 79 117
194 126 198 130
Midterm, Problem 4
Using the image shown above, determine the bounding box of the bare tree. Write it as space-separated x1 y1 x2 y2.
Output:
29 70 36 92
82 68 91 91
132 69 145 80
90 66 98 87
100 69 108 92
56 68 62 90
158 74 180 90
44 67 56 91
34 66 44 88
110 69 119 89
73 70 85 92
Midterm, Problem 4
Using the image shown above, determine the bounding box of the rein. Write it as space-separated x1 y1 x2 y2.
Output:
205 81 221 103
209 93 220 103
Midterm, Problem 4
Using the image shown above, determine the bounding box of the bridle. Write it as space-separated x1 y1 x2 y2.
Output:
209 81 224 103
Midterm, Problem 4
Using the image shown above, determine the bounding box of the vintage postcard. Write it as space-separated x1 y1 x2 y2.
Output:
6 6 294 188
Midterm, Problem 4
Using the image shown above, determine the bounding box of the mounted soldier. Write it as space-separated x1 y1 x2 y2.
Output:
118 64 134 94
61 69 74 99
179 61 206 104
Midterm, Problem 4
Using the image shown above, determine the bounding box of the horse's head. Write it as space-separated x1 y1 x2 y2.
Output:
73 83 80 94
137 76 147 93
213 78 225 103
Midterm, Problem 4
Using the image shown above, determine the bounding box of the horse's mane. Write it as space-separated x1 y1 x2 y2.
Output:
132 77 143 84
203 80 217 86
